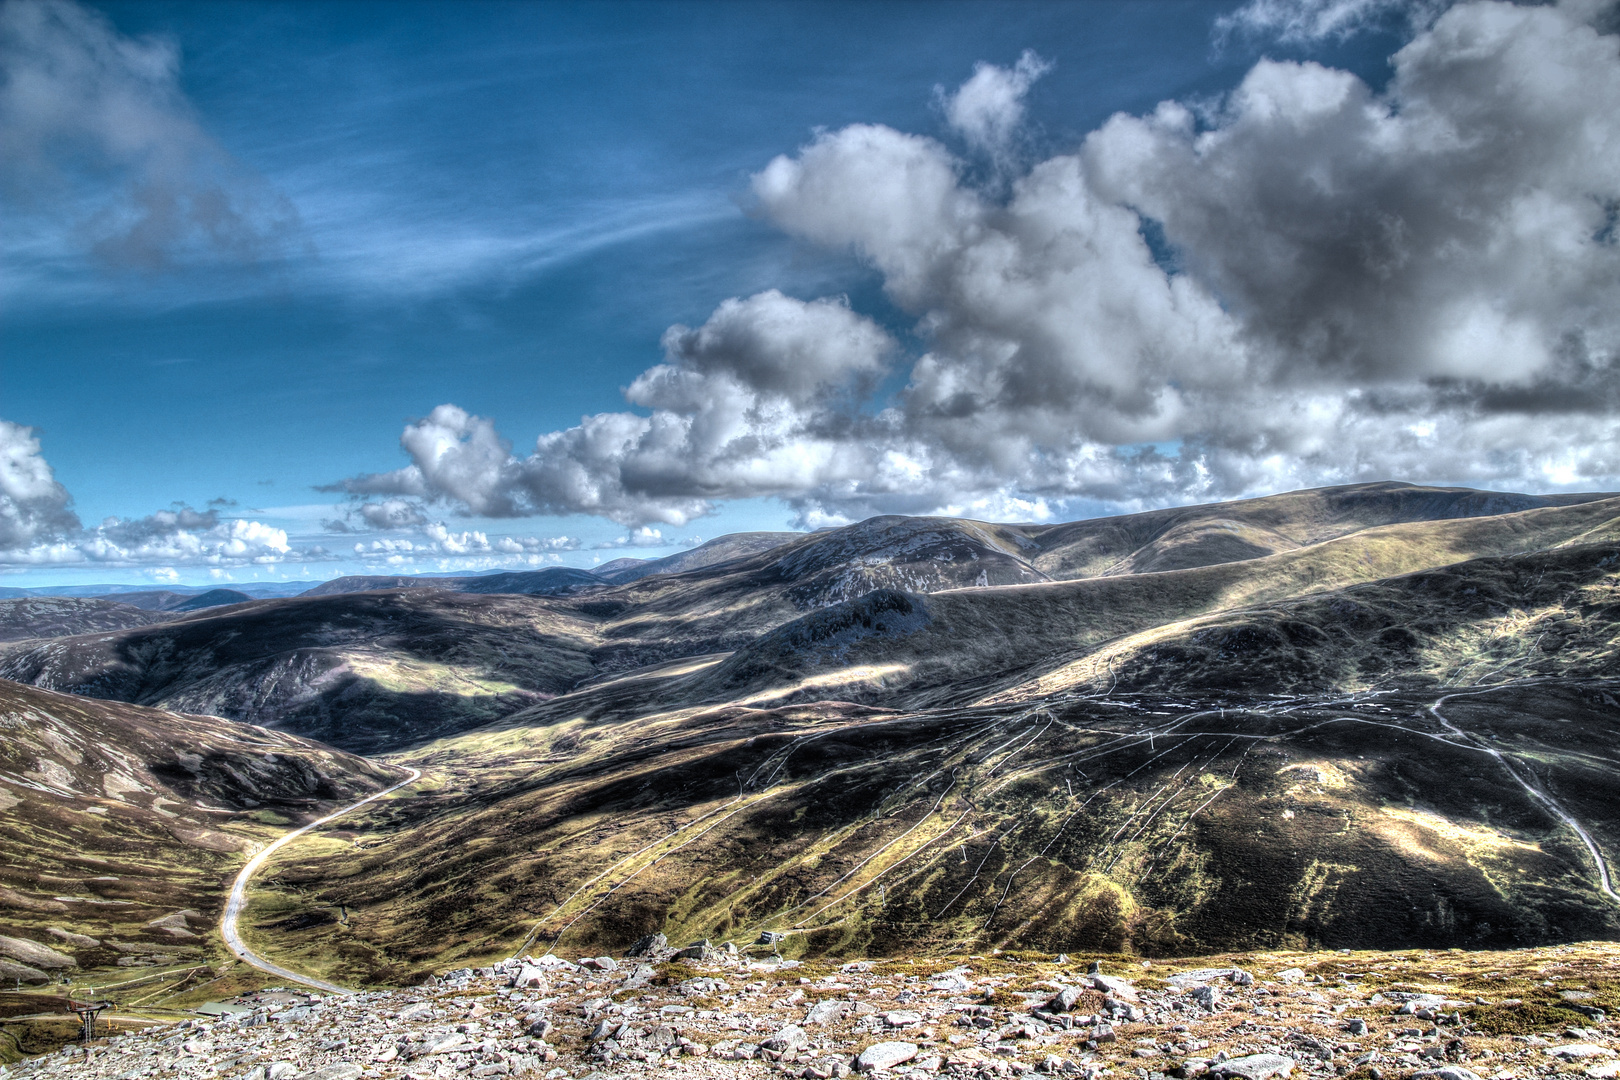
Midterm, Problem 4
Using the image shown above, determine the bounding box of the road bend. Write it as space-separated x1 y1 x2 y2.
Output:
1429 691 1618 905
220 768 422 995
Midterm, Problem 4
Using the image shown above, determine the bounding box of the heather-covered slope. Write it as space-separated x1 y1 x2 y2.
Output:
0 678 404 989
0 597 170 644
0 591 601 753
232 500 1620 983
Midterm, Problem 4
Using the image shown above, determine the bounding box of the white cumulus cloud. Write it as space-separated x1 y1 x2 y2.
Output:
939 49 1052 159
337 4 1620 527
0 420 81 548
0 418 304 569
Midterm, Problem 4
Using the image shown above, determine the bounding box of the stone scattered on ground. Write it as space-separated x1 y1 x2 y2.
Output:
3 946 1617 1080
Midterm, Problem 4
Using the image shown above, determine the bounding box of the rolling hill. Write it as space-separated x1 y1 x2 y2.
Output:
0 597 171 644
0 678 404 989
0 591 602 753
4 482 1618 987
180 485 1620 985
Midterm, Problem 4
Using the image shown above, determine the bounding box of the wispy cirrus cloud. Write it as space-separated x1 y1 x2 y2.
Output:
1214 0 1443 43
0 0 300 274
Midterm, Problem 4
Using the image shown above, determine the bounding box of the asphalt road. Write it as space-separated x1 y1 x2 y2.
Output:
219 768 422 996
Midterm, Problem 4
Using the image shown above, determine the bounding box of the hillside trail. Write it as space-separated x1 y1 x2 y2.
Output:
219 767 422 995
1427 685 1618 904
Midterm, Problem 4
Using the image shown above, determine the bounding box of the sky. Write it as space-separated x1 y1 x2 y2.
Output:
2 0 1618 587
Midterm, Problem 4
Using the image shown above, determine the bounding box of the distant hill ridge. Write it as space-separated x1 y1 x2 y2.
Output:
6 479 1620 980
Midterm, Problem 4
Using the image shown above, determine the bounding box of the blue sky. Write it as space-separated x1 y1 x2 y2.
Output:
4 0 1618 585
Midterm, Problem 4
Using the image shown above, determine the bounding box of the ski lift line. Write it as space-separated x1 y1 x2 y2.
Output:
785 777 957 912
977 731 1179 934
875 821 1000 892
1100 781 1172 849
607 745 972 945
1106 783 1196 873
986 714 1058 777
551 792 767 944
746 730 823 789
980 717 1203 799
983 720 1188 785
1115 752 1221 854
788 817 1004 938
513 789 756 956
793 806 975 928
1140 782 1236 879
934 822 1018 919
972 719 1044 770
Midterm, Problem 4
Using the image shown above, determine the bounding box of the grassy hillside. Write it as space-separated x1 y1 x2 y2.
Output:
8 485 1613 756
0 598 170 645
0 678 404 1012
997 541 1620 701
233 502 1620 984
0 591 602 753
675 496 1620 710
6 483 1620 991
240 671 1619 986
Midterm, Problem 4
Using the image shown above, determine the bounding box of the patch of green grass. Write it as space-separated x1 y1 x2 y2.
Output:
1464 1000 1592 1034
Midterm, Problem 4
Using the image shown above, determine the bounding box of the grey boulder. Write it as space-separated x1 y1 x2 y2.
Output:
1211 1054 1295 1080
857 1042 919 1073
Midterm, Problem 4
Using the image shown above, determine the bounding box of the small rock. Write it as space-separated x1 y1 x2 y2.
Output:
677 939 720 960
1397 995 1450 1015
1547 1046 1618 1061
626 933 668 957
1044 987 1088 1014
884 1010 923 1027
534 953 578 970
1190 985 1220 1012
427 1032 467 1054
510 964 549 989
1275 969 1306 984
764 1025 810 1053
758 931 787 945
304 1066 363 1080
1344 1019 1368 1036
806 1000 852 1026
1412 1069 1485 1080
1210 1054 1295 1080
857 1042 919 1073
578 956 617 972
268 1062 298 1080
1090 975 1139 1002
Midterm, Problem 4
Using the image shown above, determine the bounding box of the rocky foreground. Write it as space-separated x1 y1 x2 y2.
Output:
5 942 1617 1080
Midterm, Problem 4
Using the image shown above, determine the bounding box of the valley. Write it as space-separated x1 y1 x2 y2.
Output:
1 482 1617 1056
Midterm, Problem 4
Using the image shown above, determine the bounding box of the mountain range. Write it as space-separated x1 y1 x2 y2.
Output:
2 482 1617 993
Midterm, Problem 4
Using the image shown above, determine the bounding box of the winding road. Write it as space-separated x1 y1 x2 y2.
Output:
1428 689 1618 904
220 768 421 996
